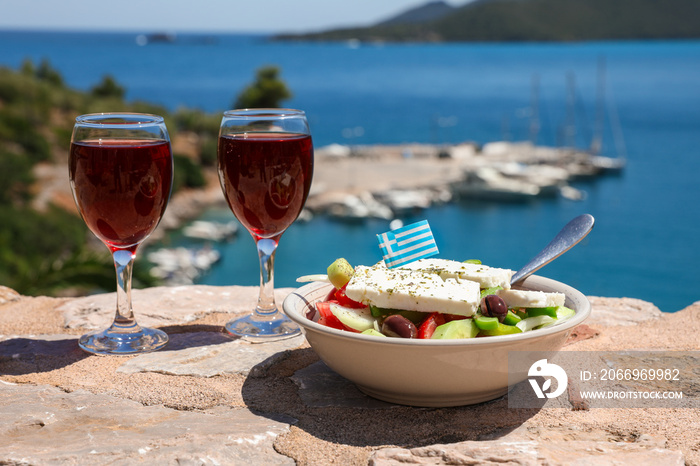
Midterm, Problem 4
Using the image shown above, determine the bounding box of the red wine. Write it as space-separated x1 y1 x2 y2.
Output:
69 139 173 251
218 132 313 240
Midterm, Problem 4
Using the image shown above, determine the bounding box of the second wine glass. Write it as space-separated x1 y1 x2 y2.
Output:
217 109 314 341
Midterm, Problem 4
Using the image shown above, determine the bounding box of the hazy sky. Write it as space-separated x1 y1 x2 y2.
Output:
0 0 463 33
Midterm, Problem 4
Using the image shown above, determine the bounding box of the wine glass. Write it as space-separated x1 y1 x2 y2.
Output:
69 113 173 355
217 109 314 341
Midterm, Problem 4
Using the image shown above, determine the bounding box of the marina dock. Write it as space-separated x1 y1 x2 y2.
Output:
307 140 624 220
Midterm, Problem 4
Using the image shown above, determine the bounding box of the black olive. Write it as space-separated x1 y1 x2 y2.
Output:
381 314 418 338
480 295 508 322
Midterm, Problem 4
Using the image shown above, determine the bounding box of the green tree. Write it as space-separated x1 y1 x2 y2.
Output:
91 75 125 99
20 59 35 77
234 66 292 109
35 58 63 87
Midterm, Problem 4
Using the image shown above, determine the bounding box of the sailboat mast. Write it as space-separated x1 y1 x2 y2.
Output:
529 73 540 145
591 56 606 155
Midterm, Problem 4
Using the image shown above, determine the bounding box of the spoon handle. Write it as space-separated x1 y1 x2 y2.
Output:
510 214 595 286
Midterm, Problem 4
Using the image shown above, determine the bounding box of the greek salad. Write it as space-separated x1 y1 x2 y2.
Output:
297 258 575 339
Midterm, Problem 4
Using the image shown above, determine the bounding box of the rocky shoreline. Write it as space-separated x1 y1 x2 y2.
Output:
32 140 624 285
310 141 622 219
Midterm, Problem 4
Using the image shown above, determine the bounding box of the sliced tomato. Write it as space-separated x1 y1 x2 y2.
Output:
316 301 345 330
316 301 337 318
324 287 338 302
417 312 446 339
318 316 342 330
334 283 366 309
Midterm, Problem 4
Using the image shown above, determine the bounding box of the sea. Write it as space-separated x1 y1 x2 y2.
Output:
2 30 699 312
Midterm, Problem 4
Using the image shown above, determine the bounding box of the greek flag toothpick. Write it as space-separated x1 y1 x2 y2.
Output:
377 220 439 268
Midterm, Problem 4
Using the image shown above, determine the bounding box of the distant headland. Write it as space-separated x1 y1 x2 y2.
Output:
275 0 700 43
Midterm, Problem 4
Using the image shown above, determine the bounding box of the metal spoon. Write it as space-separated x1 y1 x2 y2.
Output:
510 214 595 286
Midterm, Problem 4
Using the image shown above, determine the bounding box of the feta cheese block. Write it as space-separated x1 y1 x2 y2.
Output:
344 264 480 316
496 288 566 308
399 258 514 289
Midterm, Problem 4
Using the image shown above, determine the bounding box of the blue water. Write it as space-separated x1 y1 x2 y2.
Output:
2 30 699 312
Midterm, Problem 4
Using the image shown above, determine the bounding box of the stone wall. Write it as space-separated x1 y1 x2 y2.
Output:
1 285 698 465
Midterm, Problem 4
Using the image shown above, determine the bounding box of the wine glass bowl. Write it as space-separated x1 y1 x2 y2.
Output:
217 109 314 341
69 113 173 355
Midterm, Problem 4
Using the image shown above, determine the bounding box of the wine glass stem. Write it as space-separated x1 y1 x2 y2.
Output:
112 249 138 331
255 238 279 316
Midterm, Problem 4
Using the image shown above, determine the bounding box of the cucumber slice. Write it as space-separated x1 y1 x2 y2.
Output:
478 322 523 336
330 303 375 332
431 319 479 339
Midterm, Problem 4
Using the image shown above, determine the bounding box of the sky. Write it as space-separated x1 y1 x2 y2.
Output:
0 0 463 34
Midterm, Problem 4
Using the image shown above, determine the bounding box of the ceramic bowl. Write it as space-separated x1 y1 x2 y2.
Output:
282 275 590 407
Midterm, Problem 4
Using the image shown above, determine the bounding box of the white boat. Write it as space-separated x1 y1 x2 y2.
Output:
147 246 221 285
182 220 238 242
376 189 433 214
296 209 314 222
589 154 626 174
495 162 568 198
327 192 393 221
451 167 541 202
559 185 587 201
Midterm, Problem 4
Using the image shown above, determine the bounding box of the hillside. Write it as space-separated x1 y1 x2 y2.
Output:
376 1 456 26
0 62 218 296
277 0 700 42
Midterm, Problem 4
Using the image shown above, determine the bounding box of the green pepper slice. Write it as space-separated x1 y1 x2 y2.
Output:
502 310 522 326
474 315 499 330
525 306 559 318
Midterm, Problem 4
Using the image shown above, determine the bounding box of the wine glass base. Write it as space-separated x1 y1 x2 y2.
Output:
79 326 169 355
225 312 301 342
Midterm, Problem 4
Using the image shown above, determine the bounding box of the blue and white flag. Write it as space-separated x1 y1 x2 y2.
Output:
377 220 439 268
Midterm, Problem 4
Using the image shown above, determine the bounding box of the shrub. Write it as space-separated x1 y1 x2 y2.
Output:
0 150 34 204
91 75 125 99
173 154 206 192
233 65 292 109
